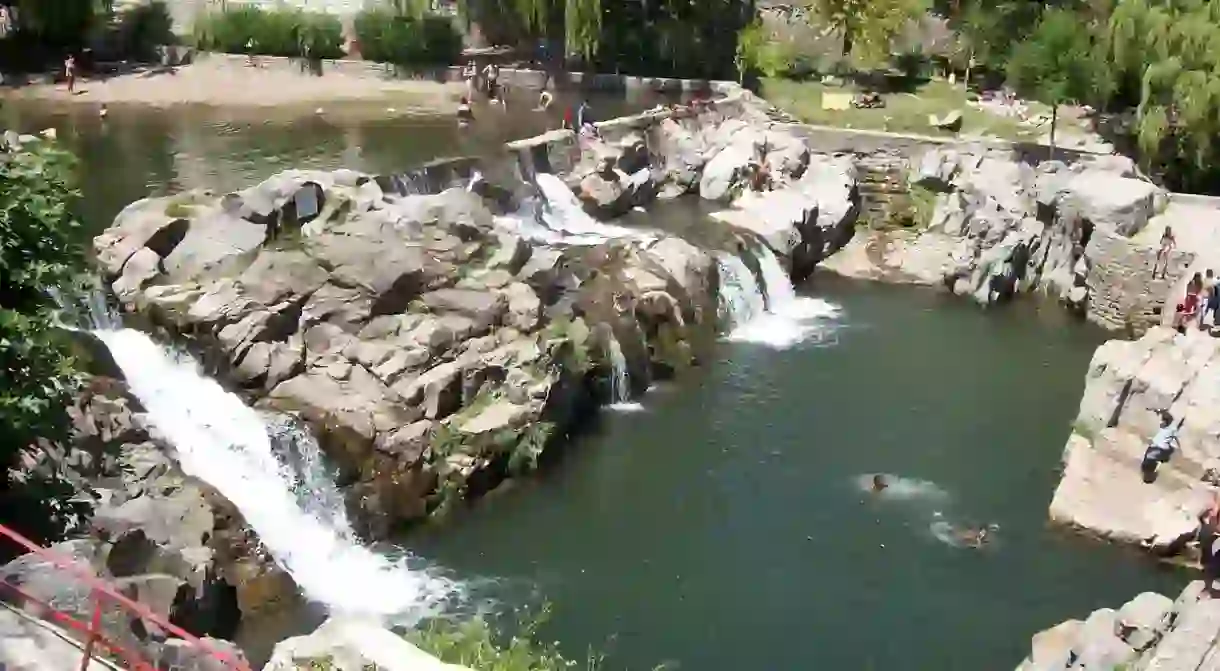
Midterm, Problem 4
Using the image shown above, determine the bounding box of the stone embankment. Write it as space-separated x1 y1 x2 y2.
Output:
1018 581 1220 670
1 86 860 668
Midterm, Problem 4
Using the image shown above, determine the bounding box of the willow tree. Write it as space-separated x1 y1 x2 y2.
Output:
1006 6 1110 158
1104 0 1220 189
804 0 927 63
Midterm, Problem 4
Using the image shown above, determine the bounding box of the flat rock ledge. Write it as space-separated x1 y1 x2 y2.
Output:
1049 327 1220 553
1017 581 1220 671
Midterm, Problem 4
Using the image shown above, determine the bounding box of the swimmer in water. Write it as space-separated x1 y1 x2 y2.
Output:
954 523 999 548
871 474 889 492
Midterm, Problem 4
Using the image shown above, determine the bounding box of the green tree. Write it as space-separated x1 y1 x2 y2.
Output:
6 0 113 49
1006 6 1111 157
804 0 928 63
0 134 87 546
1103 0 1220 190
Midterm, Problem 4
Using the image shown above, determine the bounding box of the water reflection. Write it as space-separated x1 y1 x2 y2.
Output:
1 87 684 237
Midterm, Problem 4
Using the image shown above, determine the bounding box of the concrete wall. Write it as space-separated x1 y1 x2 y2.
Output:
1084 227 1195 333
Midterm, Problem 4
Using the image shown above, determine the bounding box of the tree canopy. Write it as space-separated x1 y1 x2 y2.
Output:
804 0 928 62
0 135 87 544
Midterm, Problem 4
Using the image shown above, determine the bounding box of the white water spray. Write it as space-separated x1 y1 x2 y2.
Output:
716 252 767 330
605 334 644 412
533 173 653 242
94 328 458 620
727 244 843 349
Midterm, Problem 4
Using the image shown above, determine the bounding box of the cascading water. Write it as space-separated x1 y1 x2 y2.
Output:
716 252 767 331
605 334 644 412
93 327 458 620
725 244 843 349
533 173 653 243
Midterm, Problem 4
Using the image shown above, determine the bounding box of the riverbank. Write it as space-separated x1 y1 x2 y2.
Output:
1 58 465 112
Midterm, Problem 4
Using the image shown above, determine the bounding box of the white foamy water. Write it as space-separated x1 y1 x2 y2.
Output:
853 474 951 503
95 328 458 620
724 245 843 349
716 252 767 330
604 334 645 412
533 173 653 242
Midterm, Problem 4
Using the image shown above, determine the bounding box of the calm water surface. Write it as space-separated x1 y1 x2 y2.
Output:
10 100 1188 669
409 277 1186 670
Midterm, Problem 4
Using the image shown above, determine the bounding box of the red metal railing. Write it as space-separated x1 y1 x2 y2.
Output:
0 523 252 671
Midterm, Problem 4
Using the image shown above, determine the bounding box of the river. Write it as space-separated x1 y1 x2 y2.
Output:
7 100 1189 669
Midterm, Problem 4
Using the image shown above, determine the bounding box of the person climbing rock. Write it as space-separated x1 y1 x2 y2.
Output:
1141 410 1182 483
1154 226 1176 279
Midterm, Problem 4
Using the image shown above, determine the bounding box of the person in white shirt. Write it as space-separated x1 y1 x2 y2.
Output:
1141 410 1181 483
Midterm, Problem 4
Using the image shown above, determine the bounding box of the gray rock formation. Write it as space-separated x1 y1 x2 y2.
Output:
1049 327 1220 552
1017 582 1220 671
261 618 469 671
2 377 273 671
89 145 849 538
821 145 1182 333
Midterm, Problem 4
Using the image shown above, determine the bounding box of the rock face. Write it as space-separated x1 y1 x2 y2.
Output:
90 153 840 538
1017 581 1220 671
261 618 469 671
2 377 273 671
821 145 1184 333
1048 327 1220 551
509 89 859 281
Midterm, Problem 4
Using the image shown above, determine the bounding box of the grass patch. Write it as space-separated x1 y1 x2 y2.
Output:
760 78 1054 141
407 604 667 671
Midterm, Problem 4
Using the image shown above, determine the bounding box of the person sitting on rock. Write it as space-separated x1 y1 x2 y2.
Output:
1141 410 1181 483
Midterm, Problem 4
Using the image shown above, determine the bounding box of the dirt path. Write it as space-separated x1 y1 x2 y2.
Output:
2 59 465 113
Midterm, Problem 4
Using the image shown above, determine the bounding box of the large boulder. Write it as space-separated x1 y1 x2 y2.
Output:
1016 582 1216 671
1049 328 1220 549
262 618 470 671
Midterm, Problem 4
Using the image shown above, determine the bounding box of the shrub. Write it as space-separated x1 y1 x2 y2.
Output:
408 604 608 671
191 5 343 59
114 0 175 61
354 7 462 67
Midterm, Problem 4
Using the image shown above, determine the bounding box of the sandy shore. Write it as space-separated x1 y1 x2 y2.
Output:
2 59 465 113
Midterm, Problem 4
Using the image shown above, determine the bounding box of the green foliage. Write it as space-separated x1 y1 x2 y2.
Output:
1102 0 1220 189
191 5 344 59
1006 7 1110 109
11 0 111 49
806 0 929 63
0 136 87 544
408 604 609 671
354 7 463 66
507 421 555 474
736 20 794 80
429 422 466 460
114 0 174 61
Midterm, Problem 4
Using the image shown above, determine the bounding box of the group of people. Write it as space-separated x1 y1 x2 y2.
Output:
1173 265 1220 332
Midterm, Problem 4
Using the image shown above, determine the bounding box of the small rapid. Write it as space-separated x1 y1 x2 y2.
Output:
94 327 458 621
726 244 842 349
605 334 644 412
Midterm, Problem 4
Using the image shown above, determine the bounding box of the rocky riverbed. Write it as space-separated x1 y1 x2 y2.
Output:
2 86 865 668
8 76 1220 668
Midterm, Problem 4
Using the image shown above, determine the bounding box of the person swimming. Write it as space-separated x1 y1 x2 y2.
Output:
871 474 889 492
954 523 999 548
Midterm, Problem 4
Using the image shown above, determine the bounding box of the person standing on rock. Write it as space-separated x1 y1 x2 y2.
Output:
1141 410 1182 484
64 53 77 93
1197 493 1220 594
1154 226 1176 279
1201 269 1218 329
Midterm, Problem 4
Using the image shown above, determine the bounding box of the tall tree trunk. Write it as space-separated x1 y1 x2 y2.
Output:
841 21 853 59
1049 104 1058 161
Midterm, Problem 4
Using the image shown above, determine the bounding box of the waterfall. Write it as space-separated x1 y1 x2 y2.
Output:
605 334 643 412
93 327 458 621
532 173 653 243
724 244 843 349
716 252 767 330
